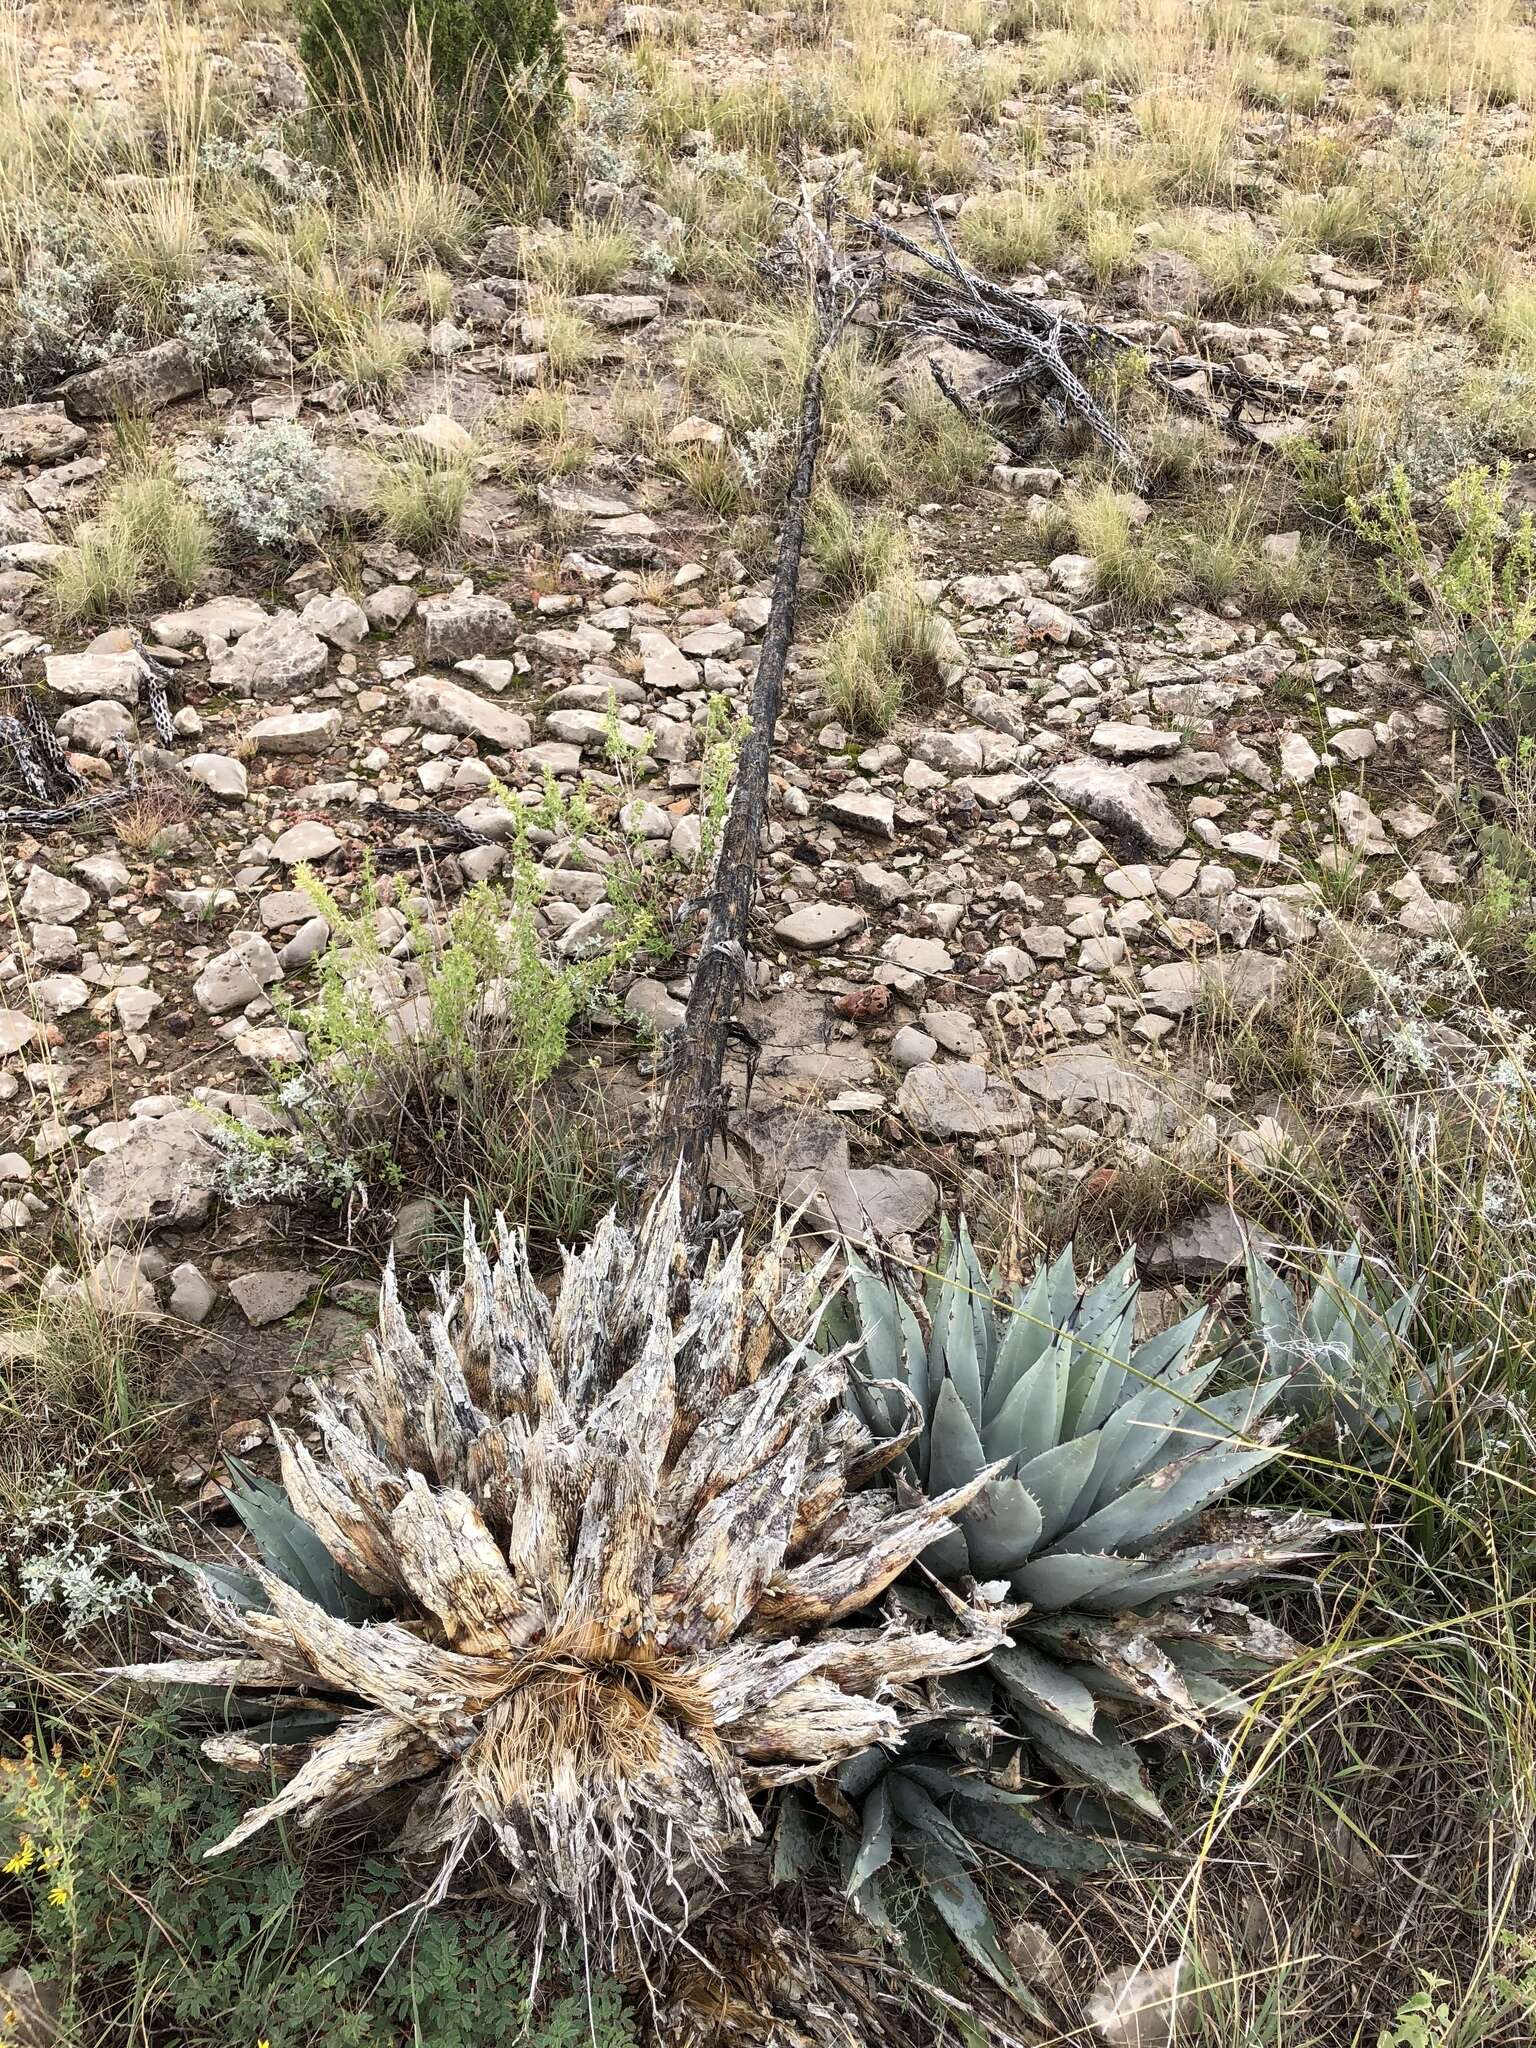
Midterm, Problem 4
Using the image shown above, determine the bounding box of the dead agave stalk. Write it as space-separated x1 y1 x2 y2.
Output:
632 190 872 1223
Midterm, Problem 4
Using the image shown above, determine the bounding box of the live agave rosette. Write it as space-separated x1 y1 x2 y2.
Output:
117 1189 1008 1976
808 1224 1351 1958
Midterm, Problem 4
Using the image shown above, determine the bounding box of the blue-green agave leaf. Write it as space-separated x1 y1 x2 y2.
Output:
1014 1432 1101 1543
910 1843 1049 2018
982 1332 1070 1466
929 1377 988 1499
961 1476 1044 1577
223 1458 375 1623
1049 1423 1287 1559
991 1641 1099 1737
845 1777 894 1895
1011 1550 1139 1610
1015 1708 1167 1824
889 1769 976 1861
983 1265 1057 1425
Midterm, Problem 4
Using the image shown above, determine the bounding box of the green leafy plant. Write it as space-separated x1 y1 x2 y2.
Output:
0 1711 638 2048
1353 462 1536 748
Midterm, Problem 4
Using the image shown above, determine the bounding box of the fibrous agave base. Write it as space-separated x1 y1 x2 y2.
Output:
118 1188 1010 1980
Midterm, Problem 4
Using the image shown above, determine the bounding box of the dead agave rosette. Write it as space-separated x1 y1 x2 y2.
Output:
115 1185 1007 1978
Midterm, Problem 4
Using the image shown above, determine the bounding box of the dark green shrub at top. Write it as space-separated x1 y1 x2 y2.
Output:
297 0 567 163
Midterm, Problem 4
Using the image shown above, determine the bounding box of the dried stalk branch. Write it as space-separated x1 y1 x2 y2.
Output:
628 195 872 1221
849 202 1338 485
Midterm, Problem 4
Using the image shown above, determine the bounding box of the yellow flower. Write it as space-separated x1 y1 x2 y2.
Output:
2 1834 35 1874
46 1883 71 1908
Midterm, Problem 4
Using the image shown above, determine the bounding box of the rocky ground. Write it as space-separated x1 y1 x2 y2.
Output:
0 1 1514 1488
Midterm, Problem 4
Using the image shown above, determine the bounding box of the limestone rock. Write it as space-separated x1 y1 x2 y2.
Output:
774 902 865 950
151 596 268 648
43 649 141 704
57 700 136 751
270 820 341 865
193 932 284 1012
60 339 201 418
167 1261 215 1323
20 867 91 924
826 790 896 837
183 752 249 801
229 1268 314 1326
574 292 661 328
0 401 87 465
0 1011 40 1057
210 611 328 699
421 591 518 660
299 590 370 649
1146 1202 1269 1279
70 1112 221 1240
405 676 532 751
1089 721 1182 761
897 1061 1024 1139
248 708 342 754
1047 759 1185 858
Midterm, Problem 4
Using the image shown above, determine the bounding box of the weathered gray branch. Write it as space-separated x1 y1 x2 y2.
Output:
627 201 866 1222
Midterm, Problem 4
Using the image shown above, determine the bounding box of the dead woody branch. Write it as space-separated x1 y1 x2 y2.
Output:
848 202 1340 490
628 193 871 1222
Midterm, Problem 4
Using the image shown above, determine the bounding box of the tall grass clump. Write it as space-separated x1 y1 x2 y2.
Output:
47 457 213 622
823 568 953 734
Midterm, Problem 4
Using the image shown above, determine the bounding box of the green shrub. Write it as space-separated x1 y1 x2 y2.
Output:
296 0 566 163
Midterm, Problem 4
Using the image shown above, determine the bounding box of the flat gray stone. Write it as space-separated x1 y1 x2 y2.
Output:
896 1061 1023 1138
1141 953 1283 1019
1089 721 1182 761
574 291 661 328
0 401 87 465
228 1269 315 1326
193 932 284 1012
20 867 91 924
880 933 953 977
774 902 865 951
1046 759 1185 858
44 649 140 704
1016 1051 1165 1120
421 592 517 661
210 611 328 699
182 752 248 801
405 676 531 751
248 708 342 755
69 1112 221 1240
151 596 268 648
1146 1201 1271 1279
60 339 200 418
270 820 341 865
826 791 896 838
